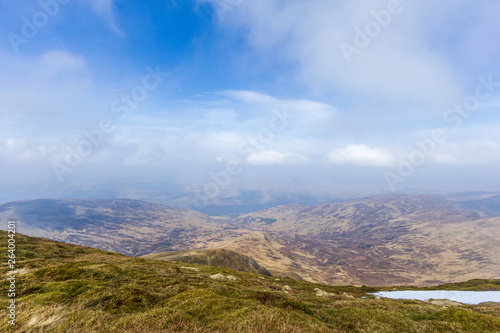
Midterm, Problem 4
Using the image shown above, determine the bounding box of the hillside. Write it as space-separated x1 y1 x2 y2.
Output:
211 195 500 286
459 195 500 217
1 231 500 332
222 195 500 286
232 194 485 234
0 199 227 256
143 248 273 276
1 194 500 286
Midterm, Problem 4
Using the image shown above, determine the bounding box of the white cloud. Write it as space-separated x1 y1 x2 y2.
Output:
219 90 338 135
246 149 308 165
0 138 60 163
432 140 500 166
224 90 277 105
0 50 92 123
210 0 467 105
205 109 238 125
41 51 86 71
200 131 245 152
86 0 124 36
327 144 395 167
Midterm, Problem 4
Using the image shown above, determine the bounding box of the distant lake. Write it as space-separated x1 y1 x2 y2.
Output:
183 204 279 216
371 290 500 305
182 200 341 216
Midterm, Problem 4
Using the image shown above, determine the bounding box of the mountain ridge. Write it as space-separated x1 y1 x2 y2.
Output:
1 194 499 286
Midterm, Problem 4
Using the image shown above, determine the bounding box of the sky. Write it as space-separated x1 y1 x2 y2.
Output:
1 0 500 199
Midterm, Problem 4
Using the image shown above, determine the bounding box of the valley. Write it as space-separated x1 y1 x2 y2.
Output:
1 193 499 287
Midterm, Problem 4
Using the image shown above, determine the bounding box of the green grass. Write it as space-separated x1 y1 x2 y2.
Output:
383 279 500 292
428 279 500 291
1 231 499 332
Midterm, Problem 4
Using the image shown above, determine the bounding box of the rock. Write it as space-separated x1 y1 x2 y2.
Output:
210 273 226 281
9 268 33 276
209 273 238 281
181 266 200 272
342 292 355 299
314 288 335 297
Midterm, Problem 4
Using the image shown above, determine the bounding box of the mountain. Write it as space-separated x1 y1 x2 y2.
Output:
0 198 225 256
445 191 500 202
0 179 344 215
0 180 186 205
207 195 500 286
1 194 499 287
144 248 273 276
2 231 499 332
458 195 500 217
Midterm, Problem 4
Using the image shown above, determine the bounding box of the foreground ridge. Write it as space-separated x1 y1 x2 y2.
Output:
1 231 499 332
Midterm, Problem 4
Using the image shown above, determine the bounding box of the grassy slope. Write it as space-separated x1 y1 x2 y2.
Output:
143 248 273 276
1 231 500 333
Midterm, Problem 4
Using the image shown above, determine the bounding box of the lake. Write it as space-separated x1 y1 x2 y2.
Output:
371 290 500 305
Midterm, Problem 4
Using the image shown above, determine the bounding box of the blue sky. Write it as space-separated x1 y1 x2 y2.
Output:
1 0 500 197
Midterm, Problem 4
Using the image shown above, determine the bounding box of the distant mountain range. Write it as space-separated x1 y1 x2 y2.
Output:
0 198 219 256
1 193 499 287
452 194 500 218
0 179 345 214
